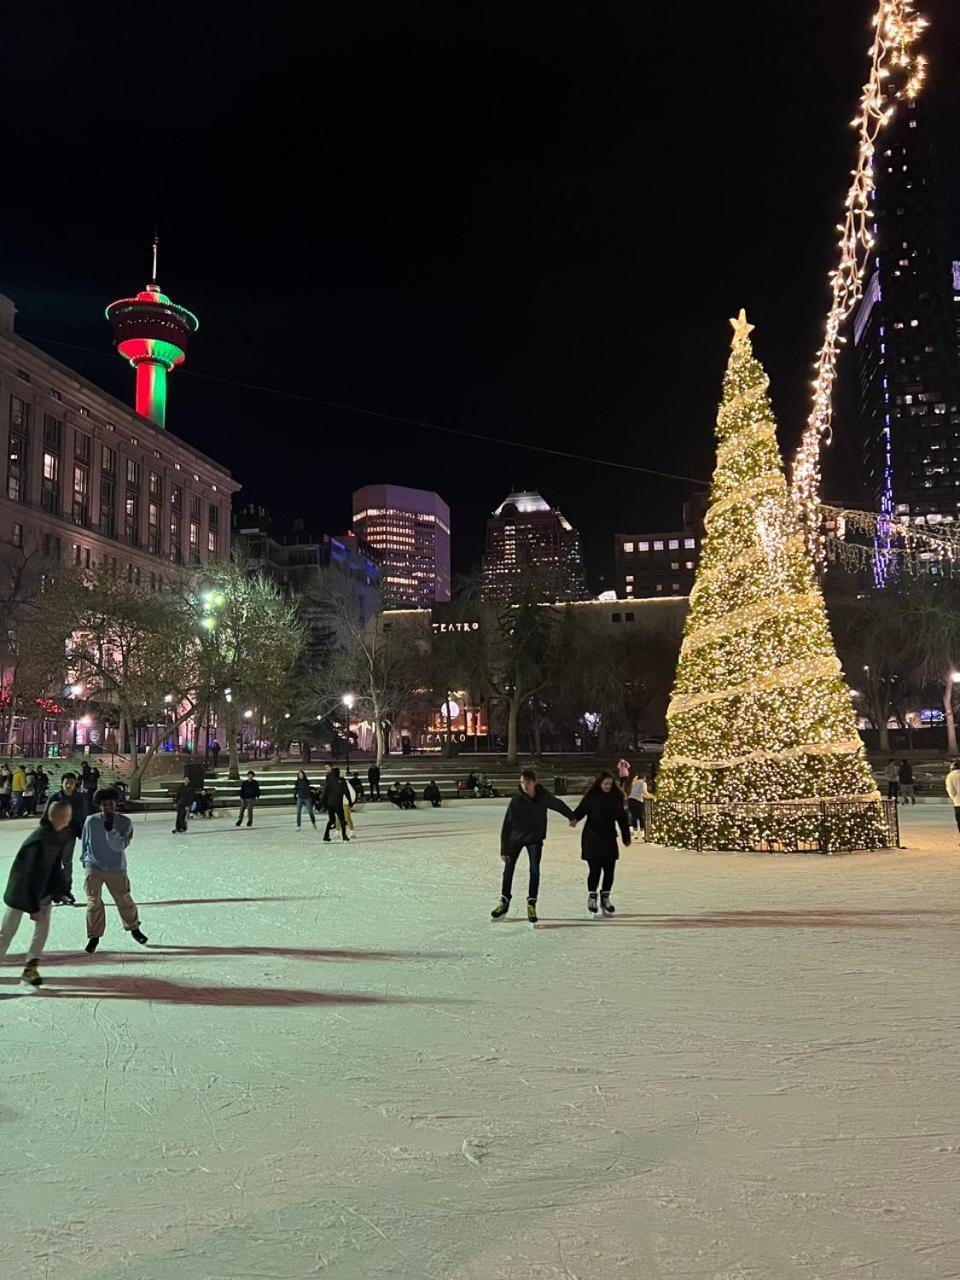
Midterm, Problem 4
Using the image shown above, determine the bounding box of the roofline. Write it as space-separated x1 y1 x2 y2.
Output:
0 329 240 490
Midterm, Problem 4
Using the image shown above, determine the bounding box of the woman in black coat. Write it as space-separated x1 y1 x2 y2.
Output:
571 772 631 916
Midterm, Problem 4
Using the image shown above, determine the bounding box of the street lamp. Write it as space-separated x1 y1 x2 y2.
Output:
343 694 355 770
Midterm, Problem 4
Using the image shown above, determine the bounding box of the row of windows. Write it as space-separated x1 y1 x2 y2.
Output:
622 537 697 553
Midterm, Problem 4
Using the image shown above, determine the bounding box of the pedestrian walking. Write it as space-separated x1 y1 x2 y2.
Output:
571 772 632 916
81 789 148 953
172 778 192 833
0 801 73 990
884 759 900 801
945 761 960 845
321 766 350 843
491 769 576 924
11 763 27 817
48 771 87 904
627 772 651 834
898 759 916 805
423 780 442 808
367 763 381 801
235 771 260 827
293 770 317 829
0 762 12 817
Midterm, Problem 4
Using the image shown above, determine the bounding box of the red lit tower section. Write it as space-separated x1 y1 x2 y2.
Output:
106 246 198 428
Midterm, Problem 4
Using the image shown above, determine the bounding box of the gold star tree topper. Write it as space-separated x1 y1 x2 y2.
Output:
729 308 755 344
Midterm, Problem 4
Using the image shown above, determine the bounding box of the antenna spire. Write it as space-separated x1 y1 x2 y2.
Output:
150 232 159 284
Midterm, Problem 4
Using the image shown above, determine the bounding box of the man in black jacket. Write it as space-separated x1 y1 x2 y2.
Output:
47 771 87 904
321 767 350 842
367 763 381 801
492 769 575 923
0 802 72 989
235 771 260 828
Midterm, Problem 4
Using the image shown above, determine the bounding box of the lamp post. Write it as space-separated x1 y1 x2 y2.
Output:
198 588 226 763
343 694 355 771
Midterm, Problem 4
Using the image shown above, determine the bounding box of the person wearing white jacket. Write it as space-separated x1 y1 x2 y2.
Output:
944 762 960 845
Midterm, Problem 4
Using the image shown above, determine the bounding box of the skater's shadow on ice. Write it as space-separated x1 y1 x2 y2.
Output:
38 944 460 964
9 974 469 1008
140 896 321 906
533 908 954 930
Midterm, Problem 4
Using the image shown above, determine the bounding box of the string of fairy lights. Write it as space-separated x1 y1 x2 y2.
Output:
790 1 928 564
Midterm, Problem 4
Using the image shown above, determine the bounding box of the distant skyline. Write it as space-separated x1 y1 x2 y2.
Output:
3 1 959 592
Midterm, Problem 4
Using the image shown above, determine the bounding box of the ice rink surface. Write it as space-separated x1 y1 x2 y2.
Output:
1 799 959 1280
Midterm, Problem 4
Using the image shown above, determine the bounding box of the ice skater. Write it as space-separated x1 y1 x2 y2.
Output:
48 770 88 904
0 801 73 990
571 771 632 916
626 770 651 835
293 770 317 829
491 769 576 924
81 788 148 953
235 770 260 827
367 763 381 801
321 766 350 843
945 761 960 845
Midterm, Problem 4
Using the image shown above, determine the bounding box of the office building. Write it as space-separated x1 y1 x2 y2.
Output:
482 489 587 603
352 483 450 608
854 94 960 531
614 497 705 599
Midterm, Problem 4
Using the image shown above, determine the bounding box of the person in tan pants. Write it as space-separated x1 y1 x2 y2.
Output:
80 789 148 954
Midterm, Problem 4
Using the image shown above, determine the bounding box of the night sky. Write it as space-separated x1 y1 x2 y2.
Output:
3 1 959 590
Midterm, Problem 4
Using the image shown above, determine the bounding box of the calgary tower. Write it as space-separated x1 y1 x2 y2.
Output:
106 238 198 428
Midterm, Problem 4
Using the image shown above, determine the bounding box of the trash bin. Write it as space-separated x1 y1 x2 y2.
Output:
553 775 567 796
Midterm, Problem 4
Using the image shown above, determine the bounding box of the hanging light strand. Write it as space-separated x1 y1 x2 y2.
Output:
790 1 928 561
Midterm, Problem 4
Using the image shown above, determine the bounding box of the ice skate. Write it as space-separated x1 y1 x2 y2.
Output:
85 936 100 954
131 929 149 945
600 892 616 916
526 899 538 924
587 892 599 915
20 961 42 989
490 896 510 920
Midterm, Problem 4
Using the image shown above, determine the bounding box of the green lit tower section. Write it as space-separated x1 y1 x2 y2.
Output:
105 241 198 428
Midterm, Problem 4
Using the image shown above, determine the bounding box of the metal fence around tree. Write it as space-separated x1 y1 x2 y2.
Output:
645 797 900 855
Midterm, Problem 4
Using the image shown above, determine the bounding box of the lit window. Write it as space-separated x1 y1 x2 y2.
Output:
684 538 695 549
625 574 634 583
653 540 664 551
685 561 695 570
638 541 649 552
668 539 679 550
656 583 663 592
671 562 679 570
623 541 634 553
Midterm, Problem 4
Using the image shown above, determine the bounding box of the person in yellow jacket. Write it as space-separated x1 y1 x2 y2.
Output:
11 763 27 818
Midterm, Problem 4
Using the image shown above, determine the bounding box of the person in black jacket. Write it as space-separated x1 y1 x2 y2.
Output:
399 782 417 810
0 802 72 989
235 771 260 827
492 769 576 924
321 767 350 843
367 763 381 801
571 772 631 916
47 771 87 904
423 780 442 808
293 770 317 829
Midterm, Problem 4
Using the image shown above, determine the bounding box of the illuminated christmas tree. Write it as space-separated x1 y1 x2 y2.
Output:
655 311 888 852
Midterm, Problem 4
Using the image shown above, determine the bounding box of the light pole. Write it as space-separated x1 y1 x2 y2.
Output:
198 588 226 764
343 694 355 771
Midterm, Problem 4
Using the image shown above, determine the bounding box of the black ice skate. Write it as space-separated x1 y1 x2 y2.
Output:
20 960 42 989
526 899 538 924
490 896 510 920
85 937 100 954
600 893 616 916
587 892 599 915
131 929 149 945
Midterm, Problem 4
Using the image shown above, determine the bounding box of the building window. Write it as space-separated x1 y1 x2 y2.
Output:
149 471 162 499
74 430 91 463
622 541 634 553
125 494 140 545
126 458 140 487
11 523 23 548
7 397 29 503
672 583 680 592
43 533 61 562
100 477 116 539
653 540 664 551
101 444 116 474
625 574 634 583
207 529 217 555
78 406 89 418
73 464 90 527
656 584 664 593
189 520 201 563
170 486 182 561
148 500 162 555
625 612 635 622
208 503 219 529
612 613 621 623
685 561 695 570
43 414 62 450
668 539 679 550
638 541 649 552
671 561 679 570
189 493 201 521
684 538 696 549
41 451 60 512
49 388 61 401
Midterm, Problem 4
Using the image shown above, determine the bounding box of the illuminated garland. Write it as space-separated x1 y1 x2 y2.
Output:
663 741 866 772
791 1 928 560
669 654 842 716
682 590 823 652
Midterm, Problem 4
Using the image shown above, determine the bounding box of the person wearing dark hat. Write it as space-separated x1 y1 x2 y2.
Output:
80 788 148 954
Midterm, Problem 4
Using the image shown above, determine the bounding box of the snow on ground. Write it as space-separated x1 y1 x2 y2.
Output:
2 799 960 1280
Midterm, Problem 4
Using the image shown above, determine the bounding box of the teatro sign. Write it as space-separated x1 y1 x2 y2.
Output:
431 621 480 634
